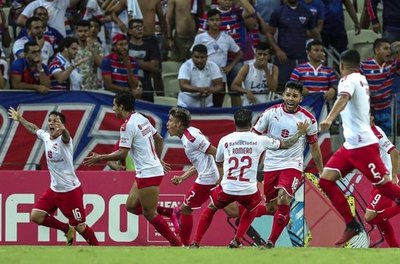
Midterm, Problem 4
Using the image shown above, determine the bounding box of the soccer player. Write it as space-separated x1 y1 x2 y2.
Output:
84 92 181 246
252 80 323 248
190 108 309 248
7 107 98 246
319 49 400 247
365 108 400 247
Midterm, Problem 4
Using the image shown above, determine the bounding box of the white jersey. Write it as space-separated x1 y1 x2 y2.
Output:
242 62 273 106
36 129 81 192
253 104 318 172
371 125 395 179
119 112 164 178
216 131 280 195
338 72 378 149
181 127 219 185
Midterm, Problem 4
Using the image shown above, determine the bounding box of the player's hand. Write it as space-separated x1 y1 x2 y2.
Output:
319 119 332 132
83 152 101 167
296 121 309 135
161 160 171 174
54 115 65 133
171 175 183 185
8 107 21 121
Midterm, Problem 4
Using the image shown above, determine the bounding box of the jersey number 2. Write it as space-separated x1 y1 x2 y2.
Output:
227 156 252 182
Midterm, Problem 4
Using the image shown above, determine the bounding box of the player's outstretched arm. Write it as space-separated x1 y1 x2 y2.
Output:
171 166 197 185
84 148 129 167
319 94 349 132
280 121 309 149
8 107 39 135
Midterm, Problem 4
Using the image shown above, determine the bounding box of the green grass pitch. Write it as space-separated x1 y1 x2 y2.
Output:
1 246 400 264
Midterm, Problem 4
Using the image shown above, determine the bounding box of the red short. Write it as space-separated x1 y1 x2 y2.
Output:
136 176 163 189
210 185 261 211
367 187 393 213
33 186 86 226
183 183 215 210
325 144 388 185
264 169 302 202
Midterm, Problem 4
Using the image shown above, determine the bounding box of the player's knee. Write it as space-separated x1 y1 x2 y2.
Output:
180 204 192 215
126 204 140 215
266 202 277 214
364 212 377 223
30 210 45 224
142 209 157 221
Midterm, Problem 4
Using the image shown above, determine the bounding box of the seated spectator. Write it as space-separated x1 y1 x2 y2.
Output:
368 0 400 43
0 8 11 49
13 16 54 65
10 41 51 94
17 6 64 50
0 47 9 89
101 33 139 93
231 42 279 106
177 44 223 108
48 37 87 90
290 40 337 100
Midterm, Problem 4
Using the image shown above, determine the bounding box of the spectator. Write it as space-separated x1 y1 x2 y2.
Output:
128 19 160 102
0 8 11 49
13 16 54 65
255 0 281 24
193 8 243 107
367 0 400 43
266 0 321 92
177 44 223 108
0 47 8 89
10 41 51 94
49 37 87 90
360 38 400 136
75 20 103 90
231 42 279 106
101 33 139 93
290 40 337 100
300 0 325 42
18 6 64 50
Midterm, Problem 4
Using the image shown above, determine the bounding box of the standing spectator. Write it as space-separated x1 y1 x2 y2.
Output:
84 92 182 246
231 42 279 106
255 0 281 24
365 107 400 248
8 1 25 43
318 49 400 246
166 0 198 62
101 33 139 93
128 19 160 102
321 0 360 53
49 37 87 90
17 0 81 37
360 38 400 136
13 16 54 65
177 44 224 108
290 40 337 99
0 8 11 49
266 0 321 92
367 0 400 43
252 81 323 248
8 108 99 246
190 108 309 248
75 20 103 90
193 9 243 107
300 0 325 42
11 41 51 94
18 6 64 50
0 47 8 89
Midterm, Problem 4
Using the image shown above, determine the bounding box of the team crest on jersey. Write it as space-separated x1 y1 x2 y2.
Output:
299 16 306 24
281 129 290 138
47 150 53 158
225 142 228 148
138 124 142 130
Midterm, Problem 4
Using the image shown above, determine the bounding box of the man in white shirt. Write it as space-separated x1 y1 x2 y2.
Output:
252 80 323 248
190 108 309 248
319 49 400 247
84 92 182 246
177 44 224 107
8 108 99 246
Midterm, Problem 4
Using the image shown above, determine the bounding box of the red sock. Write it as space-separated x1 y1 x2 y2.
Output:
377 220 399 247
179 214 193 246
367 205 400 225
375 182 400 201
256 204 273 217
41 215 69 233
235 208 258 242
238 205 245 217
319 178 354 224
79 225 99 246
131 205 142 215
157 206 173 217
268 204 290 244
150 214 181 246
193 207 216 244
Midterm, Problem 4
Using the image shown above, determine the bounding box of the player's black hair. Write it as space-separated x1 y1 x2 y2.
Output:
340 49 360 68
234 108 253 129
284 81 303 94
49 111 66 124
114 92 135 112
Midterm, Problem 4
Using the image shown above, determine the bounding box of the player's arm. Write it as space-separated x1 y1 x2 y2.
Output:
56 116 71 144
84 148 129 166
319 93 350 131
171 165 197 185
280 122 309 149
216 161 224 185
206 145 217 158
7 107 39 135
310 141 324 174
389 148 399 184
